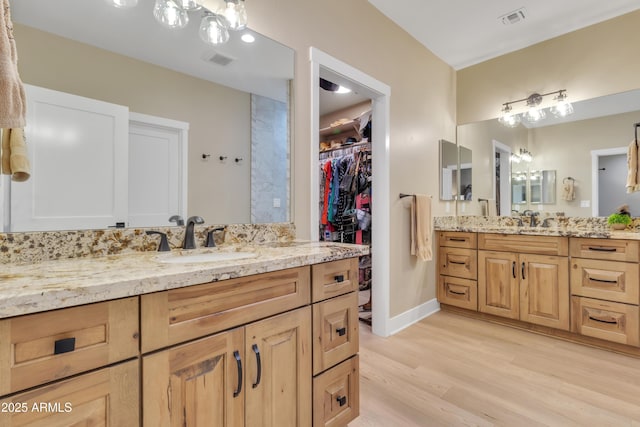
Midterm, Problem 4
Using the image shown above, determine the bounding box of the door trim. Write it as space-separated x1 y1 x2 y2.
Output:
310 47 392 337
591 147 625 217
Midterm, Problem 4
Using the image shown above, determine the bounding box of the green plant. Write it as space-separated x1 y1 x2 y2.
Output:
607 213 632 226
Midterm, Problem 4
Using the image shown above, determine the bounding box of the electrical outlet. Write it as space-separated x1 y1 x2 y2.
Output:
273 198 281 208
580 200 590 208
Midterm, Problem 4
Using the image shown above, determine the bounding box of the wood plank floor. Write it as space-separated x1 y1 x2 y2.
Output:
350 311 640 426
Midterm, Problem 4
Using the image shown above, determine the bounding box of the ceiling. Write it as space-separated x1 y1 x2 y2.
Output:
368 0 640 70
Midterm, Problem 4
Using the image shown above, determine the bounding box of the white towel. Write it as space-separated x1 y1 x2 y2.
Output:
410 194 432 261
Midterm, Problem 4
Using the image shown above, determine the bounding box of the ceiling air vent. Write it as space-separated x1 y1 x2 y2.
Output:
499 7 526 25
204 52 235 66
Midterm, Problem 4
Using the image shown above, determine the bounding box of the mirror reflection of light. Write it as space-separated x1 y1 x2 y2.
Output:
241 33 255 43
28 126 80 148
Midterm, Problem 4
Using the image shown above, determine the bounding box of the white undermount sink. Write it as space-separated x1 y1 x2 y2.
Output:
156 251 257 264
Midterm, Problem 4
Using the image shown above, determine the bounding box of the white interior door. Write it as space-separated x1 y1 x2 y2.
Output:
11 84 128 231
127 113 188 228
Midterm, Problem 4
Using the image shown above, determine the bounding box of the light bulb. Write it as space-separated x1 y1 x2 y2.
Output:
154 0 189 29
498 104 521 128
524 106 546 123
107 0 138 8
220 0 247 30
176 0 201 11
199 14 230 45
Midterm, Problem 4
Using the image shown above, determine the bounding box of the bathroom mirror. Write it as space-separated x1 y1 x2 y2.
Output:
459 145 472 201
457 88 640 217
439 139 458 201
6 0 294 231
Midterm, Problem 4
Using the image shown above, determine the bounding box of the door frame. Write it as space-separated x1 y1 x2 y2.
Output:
310 47 392 337
492 139 512 216
591 147 625 217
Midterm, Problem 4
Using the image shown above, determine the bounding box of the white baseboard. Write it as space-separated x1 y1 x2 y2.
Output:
387 298 440 335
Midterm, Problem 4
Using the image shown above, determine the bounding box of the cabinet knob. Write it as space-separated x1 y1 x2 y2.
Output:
334 275 345 283
336 395 347 407
336 327 347 337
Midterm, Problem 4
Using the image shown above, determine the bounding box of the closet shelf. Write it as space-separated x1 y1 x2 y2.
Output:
320 140 371 154
319 120 360 138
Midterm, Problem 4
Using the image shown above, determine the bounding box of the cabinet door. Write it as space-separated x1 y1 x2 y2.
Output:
478 251 519 319
520 254 569 330
0 360 138 427
143 328 245 427
245 307 312 427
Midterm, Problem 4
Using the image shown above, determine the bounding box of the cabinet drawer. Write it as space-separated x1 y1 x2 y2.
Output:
479 234 568 256
439 247 477 280
571 297 639 346
0 297 139 396
438 231 477 249
0 360 139 427
141 266 310 352
437 275 477 311
570 238 640 262
312 258 359 303
313 292 359 375
571 259 639 304
313 356 359 427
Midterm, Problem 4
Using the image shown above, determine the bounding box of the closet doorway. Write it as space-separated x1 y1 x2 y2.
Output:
310 48 391 337
592 147 640 215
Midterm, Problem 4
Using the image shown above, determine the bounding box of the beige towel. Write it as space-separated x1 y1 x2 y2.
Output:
1 127 30 181
627 140 640 193
0 0 26 128
410 194 432 261
562 179 575 201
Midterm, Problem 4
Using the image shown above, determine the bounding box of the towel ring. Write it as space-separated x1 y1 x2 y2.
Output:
563 177 575 184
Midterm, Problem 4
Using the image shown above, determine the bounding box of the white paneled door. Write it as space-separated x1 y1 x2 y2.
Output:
12 85 129 231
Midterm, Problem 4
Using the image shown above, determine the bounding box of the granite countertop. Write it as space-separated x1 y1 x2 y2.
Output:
433 216 640 239
0 241 369 319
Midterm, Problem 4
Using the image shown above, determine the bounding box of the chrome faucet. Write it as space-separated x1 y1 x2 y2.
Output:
169 215 184 226
183 216 204 249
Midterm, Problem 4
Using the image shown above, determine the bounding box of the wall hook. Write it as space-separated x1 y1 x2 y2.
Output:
202 154 211 159
219 156 228 161
235 157 243 163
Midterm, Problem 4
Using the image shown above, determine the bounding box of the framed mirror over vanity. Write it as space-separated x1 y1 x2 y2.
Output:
2 0 294 232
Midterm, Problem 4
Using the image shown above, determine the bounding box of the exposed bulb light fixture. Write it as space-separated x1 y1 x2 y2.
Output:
510 148 533 164
108 0 138 8
319 78 352 94
498 104 521 128
109 0 248 45
549 90 574 118
498 89 573 127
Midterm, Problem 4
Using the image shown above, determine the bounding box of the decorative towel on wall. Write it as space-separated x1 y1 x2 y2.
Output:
1 127 30 181
0 0 26 128
561 178 576 201
626 140 640 193
410 194 432 262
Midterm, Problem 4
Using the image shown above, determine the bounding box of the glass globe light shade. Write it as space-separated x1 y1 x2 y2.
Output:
524 106 546 123
550 92 574 118
107 0 138 8
199 14 230 45
498 105 521 128
220 0 247 31
154 0 189 29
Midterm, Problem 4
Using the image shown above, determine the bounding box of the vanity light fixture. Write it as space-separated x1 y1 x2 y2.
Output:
109 0 248 45
510 148 533 164
499 89 573 127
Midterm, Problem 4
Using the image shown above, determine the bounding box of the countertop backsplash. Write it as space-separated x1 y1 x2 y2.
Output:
0 223 296 265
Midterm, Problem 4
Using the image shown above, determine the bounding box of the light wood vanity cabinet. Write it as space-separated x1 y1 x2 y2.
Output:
570 238 640 347
311 260 360 427
437 232 478 310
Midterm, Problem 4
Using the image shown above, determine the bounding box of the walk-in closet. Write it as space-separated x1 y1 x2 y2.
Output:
318 77 373 324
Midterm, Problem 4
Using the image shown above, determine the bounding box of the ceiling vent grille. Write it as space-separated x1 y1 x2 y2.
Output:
499 7 526 25
205 52 235 66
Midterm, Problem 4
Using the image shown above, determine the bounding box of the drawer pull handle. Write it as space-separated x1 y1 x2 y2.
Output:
449 238 466 242
252 344 262 389
448 289 467 296
449 260 466 265
54 337 76 355
588 315 618 325
334 275 345 283
233 350 242 398
337 396 347 407
336 327 347 336
588 277 618 284
588 246 617 252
